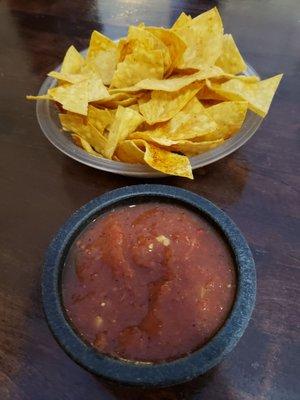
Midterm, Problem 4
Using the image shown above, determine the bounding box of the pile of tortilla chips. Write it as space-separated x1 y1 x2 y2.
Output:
28 7 282 179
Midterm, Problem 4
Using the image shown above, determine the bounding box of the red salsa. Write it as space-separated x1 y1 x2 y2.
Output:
63 203 236 362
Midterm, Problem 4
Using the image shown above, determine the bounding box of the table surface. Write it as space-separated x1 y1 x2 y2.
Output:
0 0 299 399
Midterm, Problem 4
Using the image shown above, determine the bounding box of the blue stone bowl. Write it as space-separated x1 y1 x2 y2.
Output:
42 184 256 387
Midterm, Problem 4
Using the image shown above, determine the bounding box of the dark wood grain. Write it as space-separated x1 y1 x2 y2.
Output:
0 0 299 399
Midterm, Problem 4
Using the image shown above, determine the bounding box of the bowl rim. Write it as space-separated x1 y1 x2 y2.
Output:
42 184 256 387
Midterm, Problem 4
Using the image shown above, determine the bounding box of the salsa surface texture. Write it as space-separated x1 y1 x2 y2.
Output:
63 203 236 362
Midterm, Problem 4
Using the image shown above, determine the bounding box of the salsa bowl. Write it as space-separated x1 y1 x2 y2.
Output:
42 184 256 387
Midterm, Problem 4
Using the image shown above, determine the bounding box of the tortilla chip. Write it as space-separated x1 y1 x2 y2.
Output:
26 94 51 100
104 106 144 158
87 48 119 86
145 27 186 74
201 99 223 108
210 74 283 116
48 71 86 84
200 76 259 101
128 104 140 112
59 112 86 131
60 46 85 74
127 26 171 72
81 124 107 154
71 133 102 156
117 37 135 62
49 81 88 114
87 105 113 132
92 91 142 108
135 66 223 92
135 139 193 178
82 32 118 85
111 97 138 107
139 83 201 124
216 34 246 75
84 71 109 102
226 75 260 83
197 81 227 101
170 139 224 156
175 7 223 69
48 74 109 115
204 101 248 139
108 86 145 94
131 97 218 146
87 30 116 60
60 112 107 154
165 97 217 139
115 140 145 163
111 47 164 88
130 132 222 156
171 12 192 30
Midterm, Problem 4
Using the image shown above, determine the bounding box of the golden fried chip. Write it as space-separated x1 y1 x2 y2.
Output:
170 139 224 156
171 12 192 30
71 133 102 156
201 99 223 107
108 86 145 94
135 66 223 92
49 81 88 114
48 71 86 84
216 34 246 75
111 48 164 88
205 101 248 139
87 30 116 60
128 104 140 112
130 132 222 156
48 74 109 115
135 139 193 178
165 97 217 139
226 75 260 83
209 74 283 116
87 48 119 86
131 97 217 144
59 112 86 131
208 75 260 87
60 112 107 154
145 27 186 74
115 140 145 163
87 75 110 102
26 94 52 100
139 83 201 124
197 81 227 101
85 31 119 85
175 7 223 69
60 46 85 74
127 26 171 72
200 76 259 100
83 124 107 154
117 37 135 62
114 97 139 107
87 105 113 132
92 91 141 108
104 106 144 158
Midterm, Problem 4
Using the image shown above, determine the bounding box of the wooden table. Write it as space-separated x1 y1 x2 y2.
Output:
0 0 299 399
